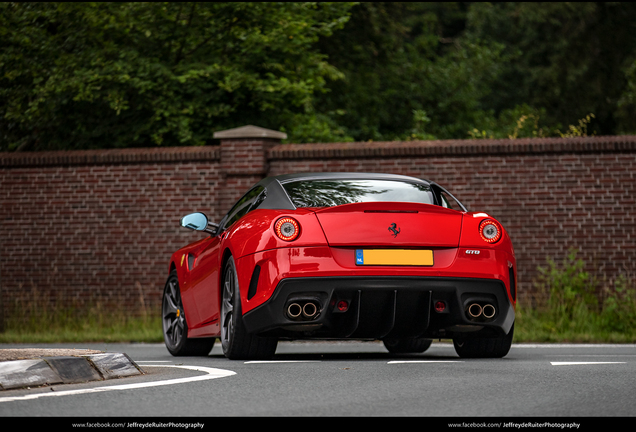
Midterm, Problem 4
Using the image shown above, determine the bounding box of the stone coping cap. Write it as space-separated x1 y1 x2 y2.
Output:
213 125 287 140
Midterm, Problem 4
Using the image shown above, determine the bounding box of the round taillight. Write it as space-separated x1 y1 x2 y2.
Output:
434 301 446 313
274 217 300 241
479 219 502 243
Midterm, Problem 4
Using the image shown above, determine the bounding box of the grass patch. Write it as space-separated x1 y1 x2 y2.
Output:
514 305 636 343
0 316 163 344
0 299 163 344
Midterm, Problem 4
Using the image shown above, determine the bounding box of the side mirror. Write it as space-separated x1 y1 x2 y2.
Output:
179 212 219 234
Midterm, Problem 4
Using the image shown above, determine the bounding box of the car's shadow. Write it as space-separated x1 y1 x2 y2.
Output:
278 353 462 361
208 352 461 361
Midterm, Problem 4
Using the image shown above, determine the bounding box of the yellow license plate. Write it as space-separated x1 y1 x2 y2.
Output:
355 249 433 266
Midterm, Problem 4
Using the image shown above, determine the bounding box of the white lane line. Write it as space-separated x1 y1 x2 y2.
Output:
0 365 235 403
516 344 636 348
550 361 627 366
388 360 462 364
244 360 320 364
551 355 636 357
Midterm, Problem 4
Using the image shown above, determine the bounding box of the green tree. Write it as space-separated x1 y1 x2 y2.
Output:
313 2 636 141
313 2 507 142
5 2 636 149
0 2 354 151
465 2 636 136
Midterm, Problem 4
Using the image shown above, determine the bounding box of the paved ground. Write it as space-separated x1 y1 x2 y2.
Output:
1 342 634 421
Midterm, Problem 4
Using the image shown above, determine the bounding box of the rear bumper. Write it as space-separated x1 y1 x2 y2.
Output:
242 276 515 340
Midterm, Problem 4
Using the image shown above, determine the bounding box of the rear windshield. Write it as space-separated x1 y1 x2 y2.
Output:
282 179 434 208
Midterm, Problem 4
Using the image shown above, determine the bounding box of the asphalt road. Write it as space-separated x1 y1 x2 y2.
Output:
0 341 634 420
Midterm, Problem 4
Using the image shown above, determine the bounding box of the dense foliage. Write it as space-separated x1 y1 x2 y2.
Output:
315 2 636 142
3 2 636 150
0 2 353 150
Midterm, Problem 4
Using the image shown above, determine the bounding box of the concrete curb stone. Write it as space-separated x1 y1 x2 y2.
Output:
0 350 145 390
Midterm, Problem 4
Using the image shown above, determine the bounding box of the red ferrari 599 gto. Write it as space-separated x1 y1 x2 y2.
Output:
162 173 516 359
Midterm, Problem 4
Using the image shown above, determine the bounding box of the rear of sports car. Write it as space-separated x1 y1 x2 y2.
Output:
236 177 516 358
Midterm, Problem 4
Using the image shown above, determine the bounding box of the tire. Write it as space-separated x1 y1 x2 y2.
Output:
162 270 215 356
453 323 514 358
220 256 278 360
383 338 433 354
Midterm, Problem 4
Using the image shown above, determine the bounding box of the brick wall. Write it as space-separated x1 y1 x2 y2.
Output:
1 132 635 325
0 147 221 324
268 137 636 302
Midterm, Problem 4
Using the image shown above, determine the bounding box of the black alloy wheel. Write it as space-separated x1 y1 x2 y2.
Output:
221 256 277 360
162 270 214 356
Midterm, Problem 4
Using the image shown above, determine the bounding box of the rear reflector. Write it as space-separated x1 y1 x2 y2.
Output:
337 300 349 312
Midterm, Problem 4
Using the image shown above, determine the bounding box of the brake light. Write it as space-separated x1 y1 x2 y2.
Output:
274 217 300 241
479 219 502 243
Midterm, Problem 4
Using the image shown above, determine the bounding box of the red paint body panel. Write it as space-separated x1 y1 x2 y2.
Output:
225 208 329 259
314 202 462 247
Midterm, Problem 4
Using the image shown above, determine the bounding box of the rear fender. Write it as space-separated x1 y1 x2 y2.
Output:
459 213 516 306
225 209 328 259
459 213 514 253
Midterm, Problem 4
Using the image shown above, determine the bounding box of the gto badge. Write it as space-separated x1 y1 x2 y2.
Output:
388 223 401 238
465 250 481 255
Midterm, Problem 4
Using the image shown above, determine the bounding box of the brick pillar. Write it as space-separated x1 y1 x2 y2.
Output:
212 125 287 220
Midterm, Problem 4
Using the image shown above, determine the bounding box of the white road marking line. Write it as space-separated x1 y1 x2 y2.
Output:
244 360 321 364
0 365 235 403
550 361 627 366
515 344 636 348
388 360 462 364
551 354 636 357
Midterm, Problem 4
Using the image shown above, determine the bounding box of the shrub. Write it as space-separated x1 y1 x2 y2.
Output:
516 249 636 342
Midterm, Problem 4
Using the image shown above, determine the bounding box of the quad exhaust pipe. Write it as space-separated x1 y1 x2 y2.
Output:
467 302 496 320
468 303 482 318
302 302 318 318
482 304 496 319
287 303 303 319
287 301 320 320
